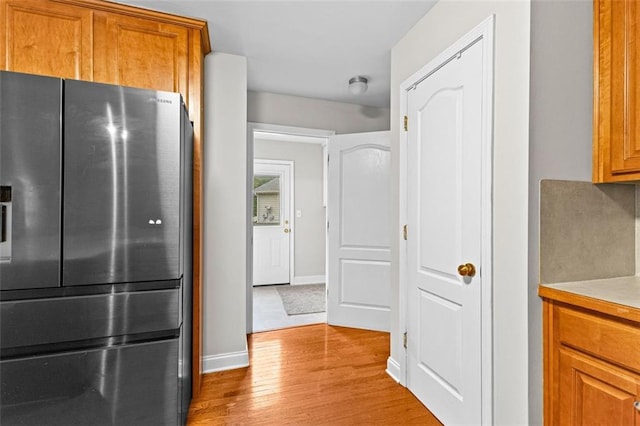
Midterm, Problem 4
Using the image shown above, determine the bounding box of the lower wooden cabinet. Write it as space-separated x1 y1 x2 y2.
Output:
541 293 640 425
558 348 640 425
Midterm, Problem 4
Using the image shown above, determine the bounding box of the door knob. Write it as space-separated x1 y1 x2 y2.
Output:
284 228 290 234
634 401 640 412
457 263 476 277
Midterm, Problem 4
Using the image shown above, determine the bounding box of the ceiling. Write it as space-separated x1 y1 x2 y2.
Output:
116 1 437 108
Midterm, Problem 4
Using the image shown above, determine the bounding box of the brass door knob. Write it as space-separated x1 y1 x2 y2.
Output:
457 263 476 277
284 228 290 234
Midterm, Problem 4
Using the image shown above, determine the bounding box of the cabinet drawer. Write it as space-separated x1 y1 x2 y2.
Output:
557 305 640 372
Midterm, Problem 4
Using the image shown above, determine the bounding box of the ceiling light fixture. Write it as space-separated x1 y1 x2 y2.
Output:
348 76 368 95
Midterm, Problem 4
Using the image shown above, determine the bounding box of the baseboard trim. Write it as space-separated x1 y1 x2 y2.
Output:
202 348 249 373
292 274 325 285
386 356 402 384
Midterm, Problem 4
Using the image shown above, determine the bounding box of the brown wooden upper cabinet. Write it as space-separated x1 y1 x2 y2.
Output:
593 0 640 182
0 0 93 80
93 11 189 97
0 0 210 397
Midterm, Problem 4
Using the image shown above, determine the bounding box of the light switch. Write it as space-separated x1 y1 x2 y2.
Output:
296 209 302 218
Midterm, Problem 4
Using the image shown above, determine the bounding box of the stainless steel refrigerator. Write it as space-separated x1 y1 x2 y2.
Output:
0 70 193 425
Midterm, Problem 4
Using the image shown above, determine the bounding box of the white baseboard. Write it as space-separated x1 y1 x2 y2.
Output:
292 274 325 285
386 356 402 384
202 348 249 373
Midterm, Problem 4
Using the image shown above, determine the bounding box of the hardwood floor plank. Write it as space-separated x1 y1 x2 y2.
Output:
187 324 442 425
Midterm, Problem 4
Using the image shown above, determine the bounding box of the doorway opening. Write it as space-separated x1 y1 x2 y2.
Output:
247 123 334 333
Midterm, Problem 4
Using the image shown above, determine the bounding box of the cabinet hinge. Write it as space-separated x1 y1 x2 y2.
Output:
403 115 408 131
403 224 408 241
403 331 408 349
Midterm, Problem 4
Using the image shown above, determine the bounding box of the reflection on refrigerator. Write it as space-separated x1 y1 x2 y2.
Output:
0 70 193 426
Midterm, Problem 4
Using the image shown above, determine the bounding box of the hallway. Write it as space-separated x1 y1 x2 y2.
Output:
188 324 442 425
252 284 326 332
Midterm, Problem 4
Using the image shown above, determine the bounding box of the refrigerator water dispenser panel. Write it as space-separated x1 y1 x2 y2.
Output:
0 71 62 290
1 190 11 262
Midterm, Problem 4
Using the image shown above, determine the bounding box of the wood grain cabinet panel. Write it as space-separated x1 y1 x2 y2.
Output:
542 295 640 425
0 0 92 79
594 0 640 182
93 12 188 98
558 348 640 425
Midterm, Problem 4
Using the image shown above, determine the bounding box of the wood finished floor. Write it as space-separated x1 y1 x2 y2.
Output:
187 324 443 425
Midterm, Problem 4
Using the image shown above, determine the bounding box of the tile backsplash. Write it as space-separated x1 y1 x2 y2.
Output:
539 180 636 284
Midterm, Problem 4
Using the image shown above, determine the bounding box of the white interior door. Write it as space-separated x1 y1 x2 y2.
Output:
327 131 390 331
406 34 488 425
253 160 292 285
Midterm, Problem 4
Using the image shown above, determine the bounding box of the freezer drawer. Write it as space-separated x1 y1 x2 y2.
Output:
63 79 183 286
1 288 180 351
1 338 179 426
0 71 61 290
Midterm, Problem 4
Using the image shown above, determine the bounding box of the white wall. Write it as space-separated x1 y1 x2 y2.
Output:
248 91 390 134
390 1 531 424
254 138 326 280
528 1 593 424
202 52 249 370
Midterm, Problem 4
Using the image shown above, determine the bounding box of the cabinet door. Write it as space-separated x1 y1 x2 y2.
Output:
559 348 640 425
594 0 640 181
0 0 92 79
93 11 188 101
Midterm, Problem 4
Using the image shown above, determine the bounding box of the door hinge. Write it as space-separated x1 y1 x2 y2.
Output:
403 331 408 349
403 224 408 240
403 115 408 131
327 154 330 164
327 221 329 231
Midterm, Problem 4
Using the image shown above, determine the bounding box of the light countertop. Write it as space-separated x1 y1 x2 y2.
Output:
539 276 640 322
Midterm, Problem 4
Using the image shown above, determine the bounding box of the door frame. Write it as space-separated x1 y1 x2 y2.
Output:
398 15 495 425
253 159 295 285
246 123 334 333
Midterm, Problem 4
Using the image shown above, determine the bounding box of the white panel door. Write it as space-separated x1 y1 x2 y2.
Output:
253 160 292 285
406 39 485 424
327 131 390 331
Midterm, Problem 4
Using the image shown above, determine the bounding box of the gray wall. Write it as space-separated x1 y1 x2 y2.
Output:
248 91 390 134
391 1 531 423
528 1 593 423
254 138 326 279
203 52 248 363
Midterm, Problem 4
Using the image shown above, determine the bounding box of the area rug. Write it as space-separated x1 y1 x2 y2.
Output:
276 284 326 315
